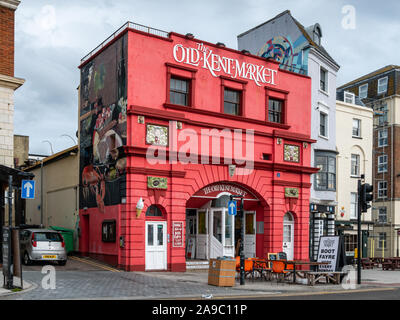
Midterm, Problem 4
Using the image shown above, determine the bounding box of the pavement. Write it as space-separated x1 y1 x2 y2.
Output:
0 257 399 300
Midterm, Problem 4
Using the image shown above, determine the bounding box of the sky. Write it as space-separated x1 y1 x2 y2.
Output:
13 0 400 155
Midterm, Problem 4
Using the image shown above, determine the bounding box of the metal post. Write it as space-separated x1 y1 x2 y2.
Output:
6 175 13 289
41 159 43 227
357 178 362 285
239 197 245 285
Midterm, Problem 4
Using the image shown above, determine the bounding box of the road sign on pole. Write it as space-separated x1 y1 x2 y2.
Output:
228 200 237 216
21 180 35 199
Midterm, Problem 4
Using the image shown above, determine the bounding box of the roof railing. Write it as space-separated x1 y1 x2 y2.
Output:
80 22 169 64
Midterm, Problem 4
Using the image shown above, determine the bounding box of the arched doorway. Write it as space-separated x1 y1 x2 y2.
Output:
186 182 260 261
145 205 167 270
283 212 295 260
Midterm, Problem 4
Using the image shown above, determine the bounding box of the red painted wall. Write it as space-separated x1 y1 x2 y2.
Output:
80 27 316 272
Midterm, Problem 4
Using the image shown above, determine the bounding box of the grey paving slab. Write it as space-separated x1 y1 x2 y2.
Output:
1 266 400 300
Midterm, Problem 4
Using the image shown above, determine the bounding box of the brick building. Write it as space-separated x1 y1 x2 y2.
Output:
337 65 400 258
0 0 24 167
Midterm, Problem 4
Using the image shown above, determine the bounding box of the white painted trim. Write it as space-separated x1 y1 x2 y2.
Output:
0 0 20 10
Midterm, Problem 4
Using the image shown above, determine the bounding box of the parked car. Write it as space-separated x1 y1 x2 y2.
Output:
19 229 67 266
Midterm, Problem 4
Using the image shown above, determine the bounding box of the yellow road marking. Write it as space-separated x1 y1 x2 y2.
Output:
70 256 121 272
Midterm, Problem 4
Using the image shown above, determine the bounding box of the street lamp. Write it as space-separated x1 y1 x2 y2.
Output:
60 134 77 145
42 140 54 155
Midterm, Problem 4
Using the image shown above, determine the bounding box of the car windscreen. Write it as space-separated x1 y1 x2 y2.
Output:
34 232 62 242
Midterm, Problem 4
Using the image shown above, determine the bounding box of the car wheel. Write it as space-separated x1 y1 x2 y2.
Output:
58 260 67 266
23 252 32 265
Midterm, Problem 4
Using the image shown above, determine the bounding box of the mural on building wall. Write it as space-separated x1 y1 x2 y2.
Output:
257 35 308 74
79 34 127 211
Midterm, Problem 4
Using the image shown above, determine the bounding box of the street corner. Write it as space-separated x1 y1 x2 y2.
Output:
0 275 37 298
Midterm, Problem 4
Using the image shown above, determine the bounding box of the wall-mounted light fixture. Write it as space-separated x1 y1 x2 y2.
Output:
136 198 144 218
216 42 226 48
241 49 250 55
185 33 194 39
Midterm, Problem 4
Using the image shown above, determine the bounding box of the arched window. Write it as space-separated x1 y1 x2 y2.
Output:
146 205 163 217
284 212 294 222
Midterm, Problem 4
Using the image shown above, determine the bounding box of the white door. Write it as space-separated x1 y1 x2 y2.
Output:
209 208 235 258
244 211 256 258
145 221 167 270
283 213 294 260
196 210 208 260
209 208 224 259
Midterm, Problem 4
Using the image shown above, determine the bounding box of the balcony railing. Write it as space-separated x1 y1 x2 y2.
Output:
80 22 169 64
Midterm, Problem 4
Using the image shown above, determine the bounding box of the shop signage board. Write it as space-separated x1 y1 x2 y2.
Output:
172 221 184 247
173 43 278 87
317 236 346 271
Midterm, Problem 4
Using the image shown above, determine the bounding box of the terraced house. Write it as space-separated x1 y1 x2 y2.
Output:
237 10 340 261
337 65 400 258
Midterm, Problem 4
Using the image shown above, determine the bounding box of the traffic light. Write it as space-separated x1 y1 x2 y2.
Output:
361 183 373 212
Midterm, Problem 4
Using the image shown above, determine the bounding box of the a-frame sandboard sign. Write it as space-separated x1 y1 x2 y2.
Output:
316 235 347 271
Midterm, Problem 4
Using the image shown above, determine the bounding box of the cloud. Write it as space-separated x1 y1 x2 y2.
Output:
12 0 400 154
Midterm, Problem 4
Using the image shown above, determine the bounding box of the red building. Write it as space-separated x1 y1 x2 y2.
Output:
78 22 317 272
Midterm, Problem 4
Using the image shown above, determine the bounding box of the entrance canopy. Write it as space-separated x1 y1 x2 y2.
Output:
187 182 259 209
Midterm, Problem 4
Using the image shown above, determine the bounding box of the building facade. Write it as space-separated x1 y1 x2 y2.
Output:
335 92 373 260
237 10 340 260
337 65 400 258
78 22 317 271
0 0 24 167
24 146 79 249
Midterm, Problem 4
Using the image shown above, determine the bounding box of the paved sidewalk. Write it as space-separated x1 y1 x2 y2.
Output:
0 275 35 296
1 267 399 300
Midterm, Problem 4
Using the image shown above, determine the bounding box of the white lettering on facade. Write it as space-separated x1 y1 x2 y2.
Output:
202 184 248 198
172 43 278 87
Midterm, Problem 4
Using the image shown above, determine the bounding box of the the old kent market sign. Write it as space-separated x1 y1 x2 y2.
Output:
173 43 278 87
192 183 258 201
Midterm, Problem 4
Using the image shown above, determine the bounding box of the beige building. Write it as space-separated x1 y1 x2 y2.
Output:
24 146 79 250
338 65 400 258
335 93 373 259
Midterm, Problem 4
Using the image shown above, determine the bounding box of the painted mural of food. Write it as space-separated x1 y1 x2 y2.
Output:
81 164 106 213
79 34 127 212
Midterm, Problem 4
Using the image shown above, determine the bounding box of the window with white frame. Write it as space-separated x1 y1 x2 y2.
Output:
378 154 388 173
352 119 361 137
351 154 360 176
359 84 368 99
319 111 328 137
378 129 388 147
315 153 336 191
320 67 328 92
344 91 355 104
378 181 387 198
377 77 388 94
378 207 387 223
350 192 358 219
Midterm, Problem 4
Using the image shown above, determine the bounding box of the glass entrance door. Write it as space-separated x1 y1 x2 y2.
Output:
209 208 234 258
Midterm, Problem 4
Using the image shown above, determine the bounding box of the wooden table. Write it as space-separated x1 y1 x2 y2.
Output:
251 259 271 280
263 259 329 284
381 257 400 270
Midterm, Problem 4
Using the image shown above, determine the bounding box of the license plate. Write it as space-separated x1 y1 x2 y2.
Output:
42 255 57 259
